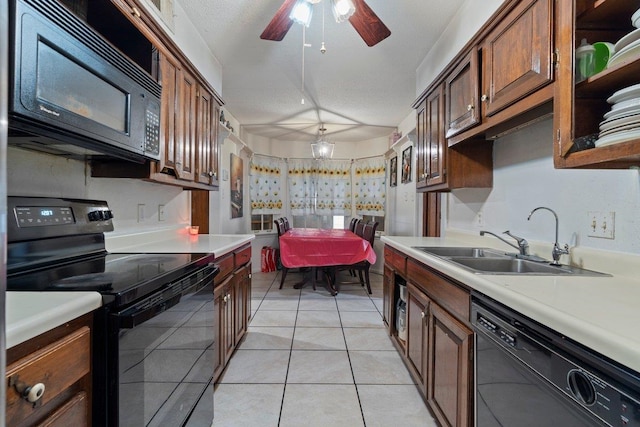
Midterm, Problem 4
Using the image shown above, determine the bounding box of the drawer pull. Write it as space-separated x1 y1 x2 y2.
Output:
9 376 46 406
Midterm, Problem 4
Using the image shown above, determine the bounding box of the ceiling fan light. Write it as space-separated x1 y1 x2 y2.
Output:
290 0 313 27
331 0 355 23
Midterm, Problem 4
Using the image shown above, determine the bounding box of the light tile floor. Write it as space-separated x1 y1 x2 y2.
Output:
211 270 437 427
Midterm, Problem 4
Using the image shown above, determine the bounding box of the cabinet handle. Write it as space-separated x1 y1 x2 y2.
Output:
420 311 425 319
131 6 141 18
223 295 228 303
467 103 474 111
208 171 214 177
481 94 488 102
9 376 46 406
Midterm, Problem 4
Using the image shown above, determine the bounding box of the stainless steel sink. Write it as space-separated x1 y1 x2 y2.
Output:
411 246 610 276
412 246 509 258
445 257 610 276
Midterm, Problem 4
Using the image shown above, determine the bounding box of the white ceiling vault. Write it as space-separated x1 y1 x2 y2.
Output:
179 0 467 143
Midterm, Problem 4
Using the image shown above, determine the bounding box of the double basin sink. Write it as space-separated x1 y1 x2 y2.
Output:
412 246 610 276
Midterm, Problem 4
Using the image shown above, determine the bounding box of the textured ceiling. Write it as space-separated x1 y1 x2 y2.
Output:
179 0 466 142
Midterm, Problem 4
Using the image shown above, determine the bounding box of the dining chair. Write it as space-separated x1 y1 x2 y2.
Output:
335 221 378 294
282 217 291 231
348 217 359 232
354 220 365 238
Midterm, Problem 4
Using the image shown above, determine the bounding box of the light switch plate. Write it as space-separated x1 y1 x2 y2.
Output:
587 211 615 239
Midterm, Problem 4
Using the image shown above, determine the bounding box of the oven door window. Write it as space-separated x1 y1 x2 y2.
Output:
36 41 128 133
476 332 604 426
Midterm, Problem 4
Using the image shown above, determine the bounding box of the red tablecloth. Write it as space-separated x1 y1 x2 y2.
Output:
279 228 377 269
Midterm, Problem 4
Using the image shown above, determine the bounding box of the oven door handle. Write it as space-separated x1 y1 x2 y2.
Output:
116 267 218 328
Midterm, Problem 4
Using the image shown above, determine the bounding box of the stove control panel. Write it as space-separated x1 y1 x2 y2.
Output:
15 206 75 227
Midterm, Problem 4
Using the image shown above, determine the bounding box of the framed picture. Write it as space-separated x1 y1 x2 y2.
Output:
390 156 398 187
401 146 412 183
230 153 244 218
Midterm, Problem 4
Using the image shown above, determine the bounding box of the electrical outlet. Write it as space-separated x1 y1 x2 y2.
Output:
137 204 145 223
158 204 165 221
587 211 615 239
475 210 485 227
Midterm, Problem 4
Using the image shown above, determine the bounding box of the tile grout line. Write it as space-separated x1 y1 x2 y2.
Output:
276 270 302 427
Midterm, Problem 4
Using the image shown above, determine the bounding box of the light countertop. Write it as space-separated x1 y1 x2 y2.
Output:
6 292 102 349
381 234 640 374
7 231 254 349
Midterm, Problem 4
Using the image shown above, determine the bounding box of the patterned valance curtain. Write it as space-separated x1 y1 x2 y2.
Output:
287 158 317 216
316 159 352 216
353 156 386 216
249 155 284 214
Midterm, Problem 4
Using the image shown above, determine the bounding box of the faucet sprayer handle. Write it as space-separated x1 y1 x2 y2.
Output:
503 231 530 255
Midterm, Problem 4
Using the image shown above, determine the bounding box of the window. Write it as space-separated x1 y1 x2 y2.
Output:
251 214 275 233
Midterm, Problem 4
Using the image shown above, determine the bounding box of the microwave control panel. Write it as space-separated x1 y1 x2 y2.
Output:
144 102 161 159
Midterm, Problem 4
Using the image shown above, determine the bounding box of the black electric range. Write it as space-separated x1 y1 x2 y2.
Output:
7 197 218 426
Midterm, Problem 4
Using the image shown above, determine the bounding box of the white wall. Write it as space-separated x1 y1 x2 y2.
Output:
6 147 190 233
447 119 640 254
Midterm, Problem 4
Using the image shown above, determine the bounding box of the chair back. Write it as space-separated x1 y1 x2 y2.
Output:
348 218 359 232
282 217 291 231
362 222 378 247
274 218 286 237
355 220 365 237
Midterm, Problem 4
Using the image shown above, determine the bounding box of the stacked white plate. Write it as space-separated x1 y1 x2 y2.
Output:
607 28 640 68
595 84 640 147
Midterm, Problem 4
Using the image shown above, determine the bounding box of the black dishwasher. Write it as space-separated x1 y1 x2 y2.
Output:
472 292 640 427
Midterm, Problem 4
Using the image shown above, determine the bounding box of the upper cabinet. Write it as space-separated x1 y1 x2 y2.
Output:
415 0 557 192
480 0 554 118
445 48 480 138
89 0 223 189
554 0 640 168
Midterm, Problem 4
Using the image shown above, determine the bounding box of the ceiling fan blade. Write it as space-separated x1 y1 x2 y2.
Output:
260 0 298 41
348 0 391 46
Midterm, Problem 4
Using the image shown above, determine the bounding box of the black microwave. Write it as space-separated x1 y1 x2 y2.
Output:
9 0 161 162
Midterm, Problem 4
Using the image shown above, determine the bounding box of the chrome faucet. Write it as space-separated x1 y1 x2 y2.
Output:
479 230 529 256
527 206 569 265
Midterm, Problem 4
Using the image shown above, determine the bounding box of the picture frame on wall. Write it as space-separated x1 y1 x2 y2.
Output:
230 153 244 218
390 156 398 187
401 146 412 183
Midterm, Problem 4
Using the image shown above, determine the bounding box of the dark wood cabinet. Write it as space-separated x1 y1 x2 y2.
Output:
415 84 493 193
213 245 252 383
428 303 473 427
481 0 554 118
6 315 93 427
384 245 473 427
90 0 223 190
407 283 429 396
554 0 640 169
446 49 481 138
382 265 394 329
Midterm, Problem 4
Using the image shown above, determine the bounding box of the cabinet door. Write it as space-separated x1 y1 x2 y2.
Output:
382 265 394 329
428 303 473 427
482 0 553 117
407 283 429 397
233 265 250 345
174 67 197 181
195 87 220 186
415 99 428 189
425 84 446 187
212 284 225 381
445 48 480 138
159 53 178 173
37 392 88 427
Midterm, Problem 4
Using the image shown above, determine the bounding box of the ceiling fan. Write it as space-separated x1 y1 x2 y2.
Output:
260 0 391 47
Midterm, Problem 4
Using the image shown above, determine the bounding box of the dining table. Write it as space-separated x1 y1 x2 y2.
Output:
278 228 377 295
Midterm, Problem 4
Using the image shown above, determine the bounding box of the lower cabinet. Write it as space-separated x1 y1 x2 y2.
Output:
386 245 474 427
213 245 251 383
6 314 93 427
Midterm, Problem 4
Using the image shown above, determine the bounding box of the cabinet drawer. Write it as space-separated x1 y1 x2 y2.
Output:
215 253 234 284
407 259 470 322
6 327 90 424
384 246 407 274
234 246 251 268
37 392 88 427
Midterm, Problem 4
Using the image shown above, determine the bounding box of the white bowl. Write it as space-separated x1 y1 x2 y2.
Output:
632 7 640 28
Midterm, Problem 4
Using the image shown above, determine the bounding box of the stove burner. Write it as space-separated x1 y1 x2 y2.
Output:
49 272 116 290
